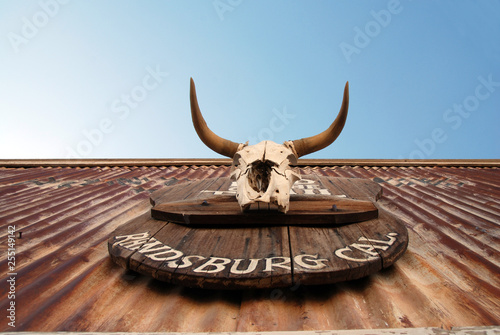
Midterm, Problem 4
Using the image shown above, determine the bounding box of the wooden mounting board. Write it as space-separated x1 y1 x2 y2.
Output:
151 197 378 226
108 176 408 289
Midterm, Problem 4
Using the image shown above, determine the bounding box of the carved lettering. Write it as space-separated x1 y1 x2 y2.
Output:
335 246 379 262
193 257 232 273
138 239 171 254
335 233 399 262
113 232 150 249
112 232 399 274
167 255 205 269
294 254 328 270
230 258 261 274
145 248 184 262
290 179 331 195
202 179 331 196
264 257 291 272
358 232 397 246
350 243 388 256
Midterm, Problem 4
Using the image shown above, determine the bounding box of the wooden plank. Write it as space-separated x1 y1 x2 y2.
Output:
107 212 168 269
128 221 191 280
349 177 384 201
289 222 385 285
291 211 408 286
288 226 354 285
319 177 382 201
151 197 378 226
331 222 383 280
150 177 225 206
354 208 409 269
149 181 186 206
135 223 292 289
291 175 332 196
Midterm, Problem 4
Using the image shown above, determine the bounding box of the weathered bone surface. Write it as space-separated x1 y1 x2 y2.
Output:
190 77 349 213
230 140 301 212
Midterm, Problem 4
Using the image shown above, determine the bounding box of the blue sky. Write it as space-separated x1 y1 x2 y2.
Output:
1 0 499 159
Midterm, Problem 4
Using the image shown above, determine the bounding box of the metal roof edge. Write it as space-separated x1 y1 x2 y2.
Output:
299 159 500 167
2 326 499 335
0 158 499 168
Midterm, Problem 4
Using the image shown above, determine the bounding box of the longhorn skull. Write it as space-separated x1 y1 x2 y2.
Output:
190 78 349 213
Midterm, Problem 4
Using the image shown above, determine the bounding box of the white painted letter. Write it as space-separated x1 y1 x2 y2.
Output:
167 255 205 269
264 257 291 272
193 257 231 273
294 254 328 270
230 258 260 274
113 232 150 250
335 246 378 262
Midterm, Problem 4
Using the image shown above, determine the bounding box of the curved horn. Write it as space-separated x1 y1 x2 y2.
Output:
190 78 241 158
291 82 349 157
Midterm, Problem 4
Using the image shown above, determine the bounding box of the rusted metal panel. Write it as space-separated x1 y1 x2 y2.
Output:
3 326 500 335
1 158 499 168
0 163 498 332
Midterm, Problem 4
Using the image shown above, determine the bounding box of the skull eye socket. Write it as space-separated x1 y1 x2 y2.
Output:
248 160 275 193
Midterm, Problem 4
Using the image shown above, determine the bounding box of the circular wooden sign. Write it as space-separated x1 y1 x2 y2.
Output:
108 176 408 289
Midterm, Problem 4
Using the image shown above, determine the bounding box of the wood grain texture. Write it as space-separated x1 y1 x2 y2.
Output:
151 197 378 226
108 176 408 289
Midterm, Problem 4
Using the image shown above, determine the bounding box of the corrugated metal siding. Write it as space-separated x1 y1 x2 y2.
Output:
0 164 498 332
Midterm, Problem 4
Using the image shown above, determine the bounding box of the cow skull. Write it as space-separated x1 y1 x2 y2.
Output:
190 78 349 213
230 140 301 212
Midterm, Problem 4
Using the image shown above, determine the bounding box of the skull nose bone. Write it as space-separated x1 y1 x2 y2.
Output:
249 160 273 193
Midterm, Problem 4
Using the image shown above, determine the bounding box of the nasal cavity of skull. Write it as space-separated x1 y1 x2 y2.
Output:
248 160 274 193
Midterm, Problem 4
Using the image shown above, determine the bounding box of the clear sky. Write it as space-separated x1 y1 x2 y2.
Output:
1 0 499 159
